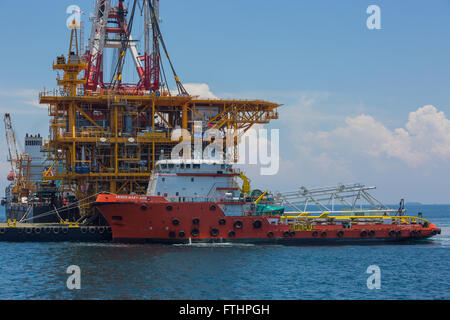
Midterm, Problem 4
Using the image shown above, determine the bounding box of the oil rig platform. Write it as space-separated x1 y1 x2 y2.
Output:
37 0 281 218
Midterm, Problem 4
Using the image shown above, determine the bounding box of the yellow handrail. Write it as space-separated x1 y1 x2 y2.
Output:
279 215 431 225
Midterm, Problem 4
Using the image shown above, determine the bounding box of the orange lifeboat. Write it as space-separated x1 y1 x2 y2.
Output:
7 171 15 182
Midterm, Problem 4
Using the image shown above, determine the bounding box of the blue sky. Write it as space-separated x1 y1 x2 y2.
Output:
0 0 449 203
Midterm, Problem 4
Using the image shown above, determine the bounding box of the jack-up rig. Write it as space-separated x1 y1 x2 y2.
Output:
39 0 281 217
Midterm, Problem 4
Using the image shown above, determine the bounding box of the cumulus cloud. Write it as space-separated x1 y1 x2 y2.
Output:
307 105 450 167
183 83 217 99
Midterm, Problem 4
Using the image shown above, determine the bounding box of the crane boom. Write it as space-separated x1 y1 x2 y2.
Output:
3 113 20 173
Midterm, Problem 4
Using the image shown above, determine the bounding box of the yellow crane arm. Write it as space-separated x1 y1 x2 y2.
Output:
238 172 251 195
254 190 268 204
44 161 57 177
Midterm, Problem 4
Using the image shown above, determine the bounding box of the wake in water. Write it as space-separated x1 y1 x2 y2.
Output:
173 242 255 248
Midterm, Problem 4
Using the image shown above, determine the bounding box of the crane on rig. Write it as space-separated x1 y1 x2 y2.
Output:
3 114 33 199
4 114 20 180
84 0 186 95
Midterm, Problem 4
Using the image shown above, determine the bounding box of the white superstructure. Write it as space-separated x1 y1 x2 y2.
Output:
146 159 254 216
147 159 241 199
24 134 46 182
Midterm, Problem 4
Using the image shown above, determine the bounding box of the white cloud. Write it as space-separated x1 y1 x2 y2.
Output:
0 89 46 111
183 83 217 99
307 105 450 168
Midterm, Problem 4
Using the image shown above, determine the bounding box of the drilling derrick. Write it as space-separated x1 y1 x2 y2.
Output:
40 0 281 217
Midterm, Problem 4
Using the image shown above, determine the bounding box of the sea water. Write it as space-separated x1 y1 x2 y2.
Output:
0 204 449 300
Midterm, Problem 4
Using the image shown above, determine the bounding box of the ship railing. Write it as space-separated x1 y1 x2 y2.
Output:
273 183 390 214
165 196 244 203
279 212 431 226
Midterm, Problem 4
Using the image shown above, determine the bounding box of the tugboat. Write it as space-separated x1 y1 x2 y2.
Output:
95 159 441 244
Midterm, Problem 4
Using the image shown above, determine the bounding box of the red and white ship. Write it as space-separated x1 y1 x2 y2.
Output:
95 160 441 244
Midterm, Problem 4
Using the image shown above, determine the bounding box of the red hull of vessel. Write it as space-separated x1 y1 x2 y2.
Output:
95 194 440 244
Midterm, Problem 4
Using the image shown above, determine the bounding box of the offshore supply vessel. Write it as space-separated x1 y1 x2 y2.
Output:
95 159 441 244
